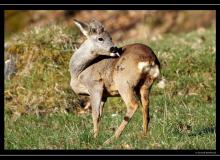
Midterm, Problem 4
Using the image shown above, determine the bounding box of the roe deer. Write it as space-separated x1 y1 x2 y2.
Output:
69 19 161 141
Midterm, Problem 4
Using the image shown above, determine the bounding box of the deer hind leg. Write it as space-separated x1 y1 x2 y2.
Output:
140 77 154 134
114 85 139 139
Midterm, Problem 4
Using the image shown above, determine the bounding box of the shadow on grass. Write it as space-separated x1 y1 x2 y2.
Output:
188 127 216 137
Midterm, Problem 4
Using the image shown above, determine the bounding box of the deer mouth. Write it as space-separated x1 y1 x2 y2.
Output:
110 52 120 57
110 46 120 57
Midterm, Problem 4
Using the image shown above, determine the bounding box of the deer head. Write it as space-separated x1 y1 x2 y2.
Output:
73 19 119 57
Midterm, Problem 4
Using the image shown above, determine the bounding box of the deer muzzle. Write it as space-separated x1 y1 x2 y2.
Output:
110 46 120 57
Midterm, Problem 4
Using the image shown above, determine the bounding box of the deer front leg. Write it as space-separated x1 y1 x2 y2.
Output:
88 82 104 138
99 97 107 117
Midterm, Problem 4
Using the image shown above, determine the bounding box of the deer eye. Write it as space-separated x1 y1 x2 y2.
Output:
98 38 104 41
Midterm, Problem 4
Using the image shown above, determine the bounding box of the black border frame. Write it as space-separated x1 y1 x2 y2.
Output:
0 0 219 5
1 4 219 157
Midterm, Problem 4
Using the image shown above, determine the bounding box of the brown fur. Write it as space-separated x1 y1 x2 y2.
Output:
71 19 162 140
78 43 160 139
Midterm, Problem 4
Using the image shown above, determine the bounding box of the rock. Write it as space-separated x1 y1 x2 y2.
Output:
4 55 16 80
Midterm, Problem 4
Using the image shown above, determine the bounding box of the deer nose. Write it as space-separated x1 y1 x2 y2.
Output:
110 46 118 53
109 46 115 52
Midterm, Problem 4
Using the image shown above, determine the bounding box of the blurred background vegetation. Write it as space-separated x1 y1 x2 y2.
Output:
5 10 216 41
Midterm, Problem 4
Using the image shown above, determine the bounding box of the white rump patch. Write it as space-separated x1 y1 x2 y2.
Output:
138 62 160 78
138 62 150 73
149 65 160 78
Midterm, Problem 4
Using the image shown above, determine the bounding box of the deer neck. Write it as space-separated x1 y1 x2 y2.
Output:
70 39 98 78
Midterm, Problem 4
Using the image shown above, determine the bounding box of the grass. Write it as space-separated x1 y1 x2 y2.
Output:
4 25 216 150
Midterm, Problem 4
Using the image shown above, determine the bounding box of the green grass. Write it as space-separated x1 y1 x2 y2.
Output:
4 25 216 150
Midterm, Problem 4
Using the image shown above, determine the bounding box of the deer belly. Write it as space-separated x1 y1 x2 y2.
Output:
105 83 119 96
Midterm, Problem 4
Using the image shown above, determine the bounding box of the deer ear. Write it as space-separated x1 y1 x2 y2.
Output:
73 19 89 37
89 18 105 34
91 18 101 24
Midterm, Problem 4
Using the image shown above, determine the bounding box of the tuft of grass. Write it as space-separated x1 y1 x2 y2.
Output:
5 24 82 116
5 26 216 150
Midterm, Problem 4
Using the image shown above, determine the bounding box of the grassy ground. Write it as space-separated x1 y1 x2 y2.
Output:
4 25 216 149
